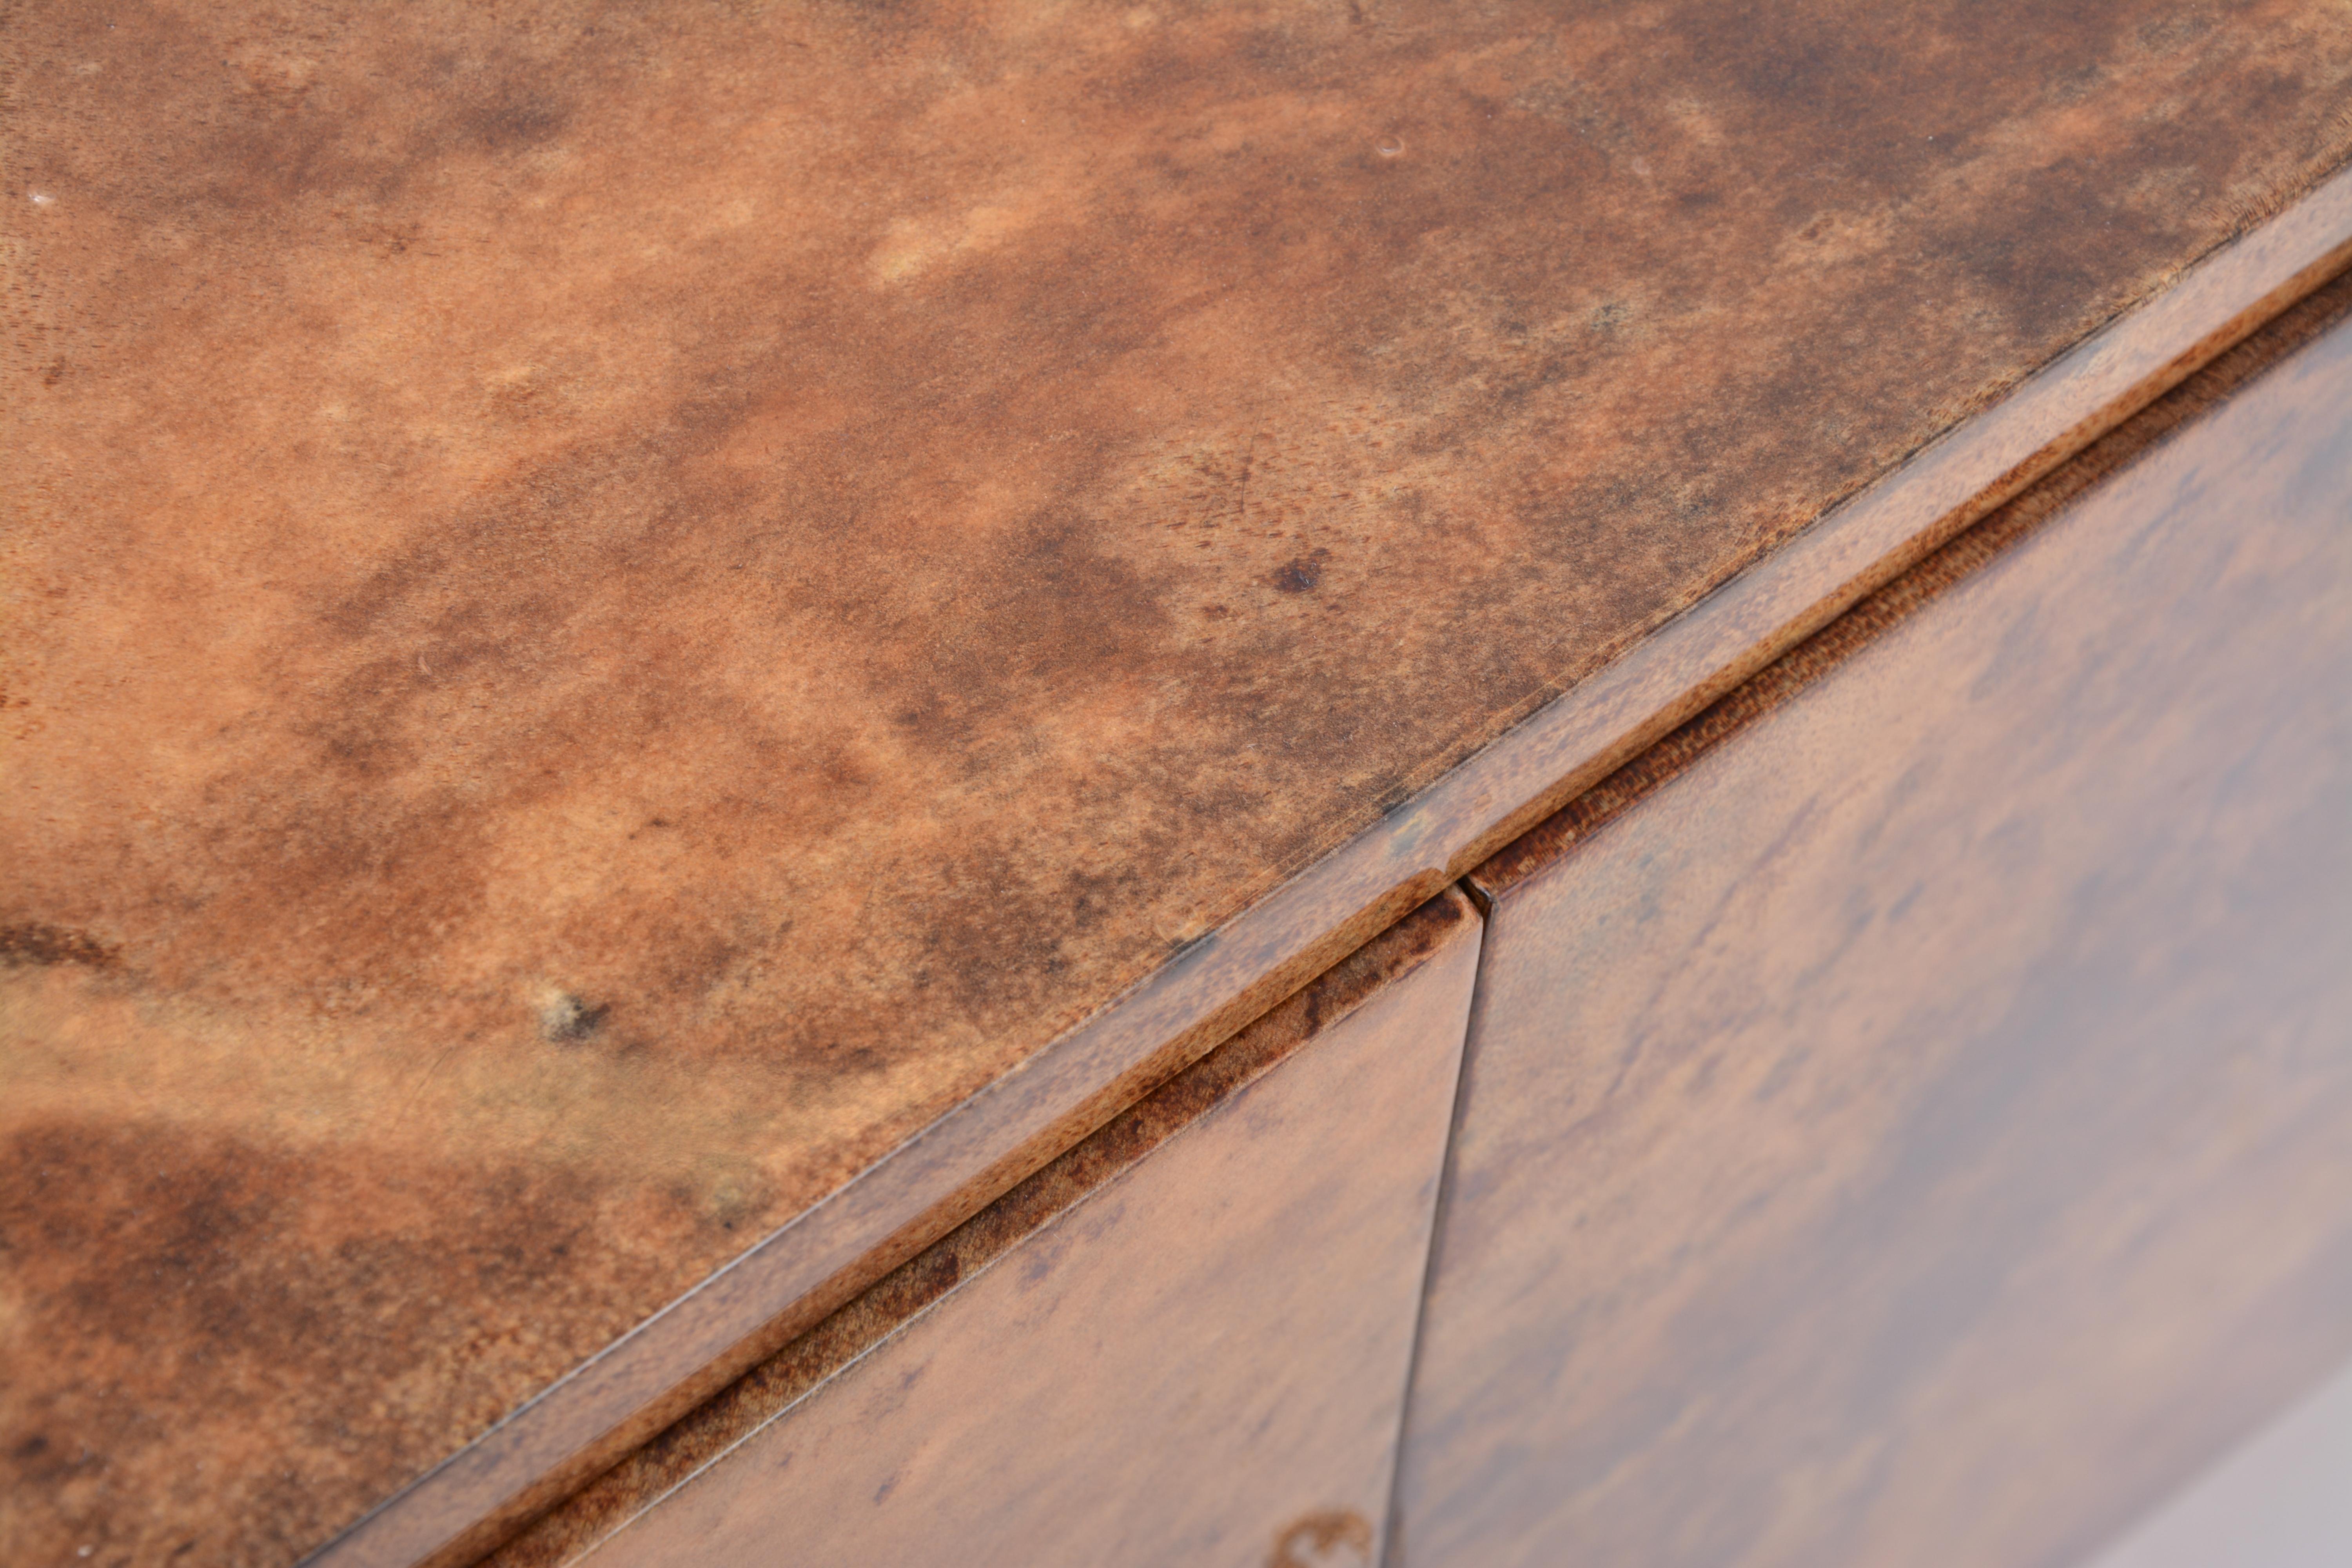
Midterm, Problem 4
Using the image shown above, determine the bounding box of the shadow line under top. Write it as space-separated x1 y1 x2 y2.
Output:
4 7 2350 1566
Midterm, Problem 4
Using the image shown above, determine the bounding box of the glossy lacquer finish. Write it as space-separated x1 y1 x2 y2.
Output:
1393 297 2352 1565
523 891 1478 1568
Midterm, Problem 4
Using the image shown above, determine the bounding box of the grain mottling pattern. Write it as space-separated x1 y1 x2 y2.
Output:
1472 261 2352 904
503 888 1477 1561
1398 282 2352 1567
4 2 2352 1564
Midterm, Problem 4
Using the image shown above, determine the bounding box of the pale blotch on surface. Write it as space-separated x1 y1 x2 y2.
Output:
871 203 1035 284
534 986 610 1044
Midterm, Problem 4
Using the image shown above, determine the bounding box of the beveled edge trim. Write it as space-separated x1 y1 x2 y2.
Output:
1467 260 2352 905
484 888 1484 1567
304 163 2352 1568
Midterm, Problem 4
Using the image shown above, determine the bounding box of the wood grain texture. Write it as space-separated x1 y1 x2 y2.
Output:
482 889 1477 1568
6 5 2352 1565
1394 277 2352 1566
510 889 1479 1568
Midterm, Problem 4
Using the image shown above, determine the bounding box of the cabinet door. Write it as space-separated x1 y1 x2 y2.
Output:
1392 297 2352 1568
558 890 1479 1568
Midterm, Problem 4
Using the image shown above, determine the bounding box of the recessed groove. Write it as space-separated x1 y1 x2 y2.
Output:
304 165 2352 1568
480 894 1477 1568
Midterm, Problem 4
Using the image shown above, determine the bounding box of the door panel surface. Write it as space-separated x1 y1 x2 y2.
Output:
577 892 1481 1568
1393 301 2352 1567
2080 1350 2352 1568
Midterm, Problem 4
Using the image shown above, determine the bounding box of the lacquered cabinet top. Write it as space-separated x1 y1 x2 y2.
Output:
5 4 2351 1563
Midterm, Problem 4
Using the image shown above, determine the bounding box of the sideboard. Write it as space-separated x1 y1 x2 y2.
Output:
6 4 2351 1565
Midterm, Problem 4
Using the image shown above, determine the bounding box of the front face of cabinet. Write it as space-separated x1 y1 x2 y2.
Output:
1392 310 2352 1568
569 892 1481 1568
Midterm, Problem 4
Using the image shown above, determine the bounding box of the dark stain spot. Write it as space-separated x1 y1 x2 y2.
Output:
0 922 121 970
13 1434 49 1460
1270 1507 1373 1567
537 992 610 1043
456 91 568 152
1271 557 1323 593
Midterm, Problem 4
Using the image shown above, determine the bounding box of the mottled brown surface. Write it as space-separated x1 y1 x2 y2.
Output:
4 2 2352 1563
319 173 2352 1568
487 889 1472 1568
1474 262 2352 902
1397 273 2352 1566
498 889 1476 1568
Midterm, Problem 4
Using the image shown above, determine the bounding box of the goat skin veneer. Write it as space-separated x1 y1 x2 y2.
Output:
1402 258 2352 1568
4 4 2352 1566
